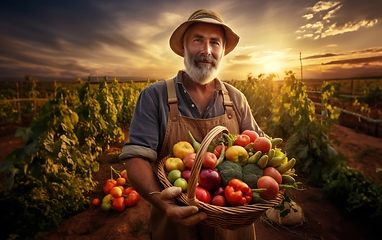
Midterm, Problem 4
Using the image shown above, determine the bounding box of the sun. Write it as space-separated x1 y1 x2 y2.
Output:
263 61 281 74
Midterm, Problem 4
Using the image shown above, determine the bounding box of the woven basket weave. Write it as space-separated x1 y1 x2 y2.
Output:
157 125 283 230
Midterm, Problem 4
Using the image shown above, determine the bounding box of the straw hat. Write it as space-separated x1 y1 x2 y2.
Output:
169 9 240 57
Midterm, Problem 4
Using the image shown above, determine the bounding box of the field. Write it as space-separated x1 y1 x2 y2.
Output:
1 123 380 240
1 74 382 239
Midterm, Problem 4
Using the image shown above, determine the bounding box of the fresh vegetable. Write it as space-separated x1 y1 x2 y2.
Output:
256 155 269 169
213 143 227 159
242 163 264 189
174 178 188 192
124 190 140 207
202 152 218 169
199 168 222 192
101 201 112 211
250 192 268 204
188 130 201 152
225 145 249 166
102 194 113 203
120 169 129 182
242 130 259 142
103 179 117 194
110 186 123 198
270 138 283 149
264 167 282 184
173 141 195 159
212 195 226 207
181 169 191 181
91 198 101 206
253 137 272 154
123 186 134 195
224 179 252 206
247 150 262 164
213 143 226 168
276 158 296 174
234 134 251 147
183 152 196 169
217 160 243 187
167 169 182 184
165 157 186 172
257 176 279 200
116 177 126 186
112 196 126 212
195 186 212 204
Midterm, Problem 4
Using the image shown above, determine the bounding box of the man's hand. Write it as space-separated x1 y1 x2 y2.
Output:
160 186 208 226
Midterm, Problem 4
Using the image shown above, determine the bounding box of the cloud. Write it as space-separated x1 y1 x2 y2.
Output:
297 0 381 39
321 55 382 65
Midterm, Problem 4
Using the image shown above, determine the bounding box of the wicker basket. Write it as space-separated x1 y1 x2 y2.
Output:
157 125 283 230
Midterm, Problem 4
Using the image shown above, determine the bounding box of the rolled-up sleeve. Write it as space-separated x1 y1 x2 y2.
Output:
119 145 157 162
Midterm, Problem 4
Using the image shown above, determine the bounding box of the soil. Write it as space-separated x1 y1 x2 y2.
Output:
1 123 382 240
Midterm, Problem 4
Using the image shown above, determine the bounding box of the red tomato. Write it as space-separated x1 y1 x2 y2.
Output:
125 190 140 207
212 195 226 207
91 198 101 206
120 169 129 182
110 186 123 198
257 176 279 200
123 186 134 195
253 137 272 154
112 196 126 212
116 177 126 186
103 179 116 194
264 167 282 184
234 134 251 147
183 152 196 169
202 152 218 169
242 130 259 142
213 144 228 159
195 186 211 204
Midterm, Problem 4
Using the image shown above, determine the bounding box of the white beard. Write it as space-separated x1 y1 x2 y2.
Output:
184 49 222 85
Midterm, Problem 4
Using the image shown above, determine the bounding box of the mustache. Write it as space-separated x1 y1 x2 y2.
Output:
194 54 217 67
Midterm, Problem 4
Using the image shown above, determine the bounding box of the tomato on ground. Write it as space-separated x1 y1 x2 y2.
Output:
116 177 126 186
103 179 117 194
112 196 126 212
91 198 101 206
125 190 140 207
110 186 123 198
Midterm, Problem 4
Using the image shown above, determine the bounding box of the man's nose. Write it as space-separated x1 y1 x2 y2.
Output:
201 41 212 55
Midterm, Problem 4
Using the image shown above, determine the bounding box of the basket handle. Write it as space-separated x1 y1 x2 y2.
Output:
186 125 229 205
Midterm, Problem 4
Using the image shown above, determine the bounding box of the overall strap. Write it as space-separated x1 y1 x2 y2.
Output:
166 78 179 122
220 82 235 119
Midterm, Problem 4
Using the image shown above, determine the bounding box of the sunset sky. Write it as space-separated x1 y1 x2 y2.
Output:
1 0 382 81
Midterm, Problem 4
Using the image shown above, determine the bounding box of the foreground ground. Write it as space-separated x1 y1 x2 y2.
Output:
1 123 381 240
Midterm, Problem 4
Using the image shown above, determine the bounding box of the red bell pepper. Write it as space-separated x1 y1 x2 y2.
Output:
224 178 253 206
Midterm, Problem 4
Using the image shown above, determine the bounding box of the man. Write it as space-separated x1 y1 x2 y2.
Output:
120 9 264 240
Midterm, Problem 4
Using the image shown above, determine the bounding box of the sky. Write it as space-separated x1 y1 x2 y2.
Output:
1 0 382 81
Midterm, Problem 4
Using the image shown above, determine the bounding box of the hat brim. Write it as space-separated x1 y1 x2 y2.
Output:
169 19 239 57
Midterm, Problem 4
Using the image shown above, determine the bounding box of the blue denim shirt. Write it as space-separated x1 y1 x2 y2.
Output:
120 70 263 162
